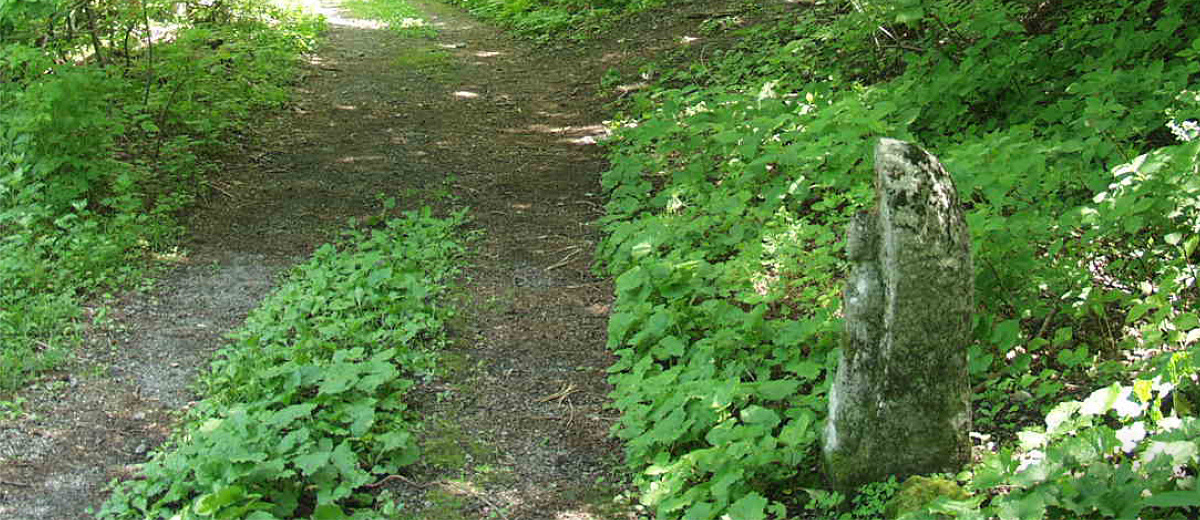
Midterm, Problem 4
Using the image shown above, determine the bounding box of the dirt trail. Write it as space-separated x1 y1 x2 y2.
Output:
0 0 644 518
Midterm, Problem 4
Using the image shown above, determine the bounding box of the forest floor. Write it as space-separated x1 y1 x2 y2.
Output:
0 0 737 518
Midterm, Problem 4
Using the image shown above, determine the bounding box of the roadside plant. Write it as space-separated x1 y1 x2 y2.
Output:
99 208 471 520
594 0 1200 518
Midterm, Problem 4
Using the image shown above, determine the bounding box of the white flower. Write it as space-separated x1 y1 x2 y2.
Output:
1167 119 1199 142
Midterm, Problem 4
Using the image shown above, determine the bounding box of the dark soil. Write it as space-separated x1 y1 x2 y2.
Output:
0 0 745 518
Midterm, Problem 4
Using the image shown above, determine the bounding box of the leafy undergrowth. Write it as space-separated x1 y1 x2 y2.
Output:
99 208 471 520
586 0 1200 519
341 0 437 35
0 0 323 391
440 0 664 42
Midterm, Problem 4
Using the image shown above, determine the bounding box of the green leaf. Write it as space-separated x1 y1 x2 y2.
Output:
754 380 799 401
778 414 815 446
895 8 925 25
632 241 654 259
725 492 767 520
1144 488 1200 508
269 403 316 427
319 364 360 395
991 319 1021 349
346 400 376 437
193 486 244 515
331 440 366 481
608 312 638 345
1051 327 1073 345
367 267 393 287
649 408 687 444
785 360 821 380
740 405 779 428
378 430 412 452
997 491 1045 520
683 501 716 520
655 336 687 359
1126 302 1153 323
294 449 330 475
313 504 348 520
1175 313 1200 330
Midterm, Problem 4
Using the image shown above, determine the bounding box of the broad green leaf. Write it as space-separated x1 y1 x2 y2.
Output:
785 360 821 380
346 400 376 437
269 403 316 427
318 364 359 396
997 491 1045 520
378 430 412 452
331 440 365 481
655 336 687 359
294 450 330 476
683 501 716 520
895 8 925 24
754 380 799 401
711 467 744 501
649 408 687 444
991 319 1021 349
193 486 244 515
1126 302 1153 323
739 406 779 428
1052 327 1073 345
705 420 739 446
711 379 736 409
1144 488 1200 508
367 267 392 287
313 504 348 520
778 414 814 447
1175 313 1200 330
725 492 767 520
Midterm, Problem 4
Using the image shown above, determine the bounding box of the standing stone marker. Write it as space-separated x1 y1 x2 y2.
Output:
822 138 973 492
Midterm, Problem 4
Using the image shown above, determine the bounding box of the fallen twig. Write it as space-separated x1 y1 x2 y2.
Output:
208 181 235 199
366 473 427 489
0 479 32 488
536 382 578 403
545 249 582 271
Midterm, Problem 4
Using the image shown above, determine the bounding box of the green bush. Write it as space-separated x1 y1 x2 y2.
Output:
0 0 324 390
443 0 665 40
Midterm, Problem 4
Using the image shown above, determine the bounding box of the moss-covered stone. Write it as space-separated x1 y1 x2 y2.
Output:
883 476 969 519
822 139 973 492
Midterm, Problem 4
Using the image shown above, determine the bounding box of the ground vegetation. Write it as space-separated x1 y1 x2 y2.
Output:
0 0 322 390
3 0 1200 519
570 0 1199 518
